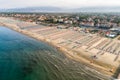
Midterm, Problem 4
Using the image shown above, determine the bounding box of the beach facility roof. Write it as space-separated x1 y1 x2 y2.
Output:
106 32 117 38
110 27 120 31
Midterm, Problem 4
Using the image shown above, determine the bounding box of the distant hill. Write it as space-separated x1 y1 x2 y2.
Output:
73 7 120 12
0 7 63 13
1 6 120 13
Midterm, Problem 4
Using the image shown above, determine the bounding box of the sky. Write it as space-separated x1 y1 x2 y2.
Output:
0 0 120 9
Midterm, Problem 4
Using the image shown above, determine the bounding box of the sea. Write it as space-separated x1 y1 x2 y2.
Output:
0 26 110 80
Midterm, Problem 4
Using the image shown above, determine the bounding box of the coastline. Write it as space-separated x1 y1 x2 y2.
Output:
0 17 117 78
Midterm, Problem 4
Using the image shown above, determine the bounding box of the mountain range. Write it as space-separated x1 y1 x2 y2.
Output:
1 6 120 13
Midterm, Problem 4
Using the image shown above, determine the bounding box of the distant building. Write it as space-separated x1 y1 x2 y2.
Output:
110 27 120 31
58 19 64 23
106 32 118 38
57 25 68 29
38 15 46 21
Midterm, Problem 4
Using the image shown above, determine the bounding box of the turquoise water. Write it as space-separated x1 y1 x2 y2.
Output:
0 27 109 80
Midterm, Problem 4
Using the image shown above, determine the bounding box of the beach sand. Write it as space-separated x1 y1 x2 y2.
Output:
0 17 120 78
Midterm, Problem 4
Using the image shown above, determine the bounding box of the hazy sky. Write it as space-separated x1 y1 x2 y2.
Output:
0 0 120 9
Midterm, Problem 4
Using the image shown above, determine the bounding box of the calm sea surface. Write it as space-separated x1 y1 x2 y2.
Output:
0 26 109 80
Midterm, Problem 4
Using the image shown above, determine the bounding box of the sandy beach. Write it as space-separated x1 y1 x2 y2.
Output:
0 17 120 78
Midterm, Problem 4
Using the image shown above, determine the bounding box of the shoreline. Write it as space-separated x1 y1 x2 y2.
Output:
0 17 117 78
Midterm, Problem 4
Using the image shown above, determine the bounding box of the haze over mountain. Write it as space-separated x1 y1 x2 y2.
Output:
1 6 120 13
1 0 120 12
0 7 62 12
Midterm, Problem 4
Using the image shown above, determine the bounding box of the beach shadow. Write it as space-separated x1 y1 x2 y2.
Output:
112 65 120 79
